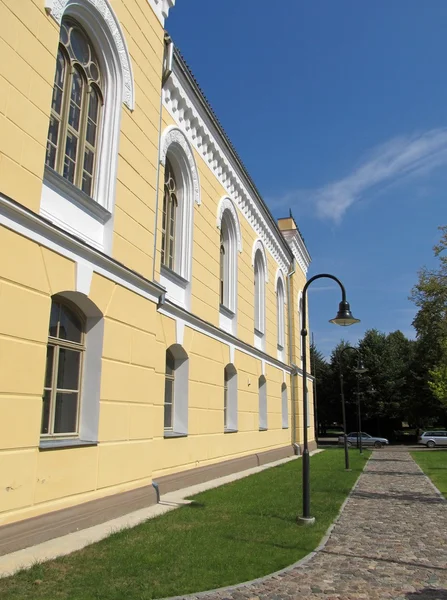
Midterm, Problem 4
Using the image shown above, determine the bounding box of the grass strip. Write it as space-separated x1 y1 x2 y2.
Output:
0 449 370 600
411 450 447 498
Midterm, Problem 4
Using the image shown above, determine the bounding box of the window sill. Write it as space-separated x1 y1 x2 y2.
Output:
39 439 98 451
224 428 238 434
160 265 189 288
219 304 235 318
164 431 188 439
259 427 268 432
44 166 111 223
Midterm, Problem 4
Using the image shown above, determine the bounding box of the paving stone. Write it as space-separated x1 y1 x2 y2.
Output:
191 450 447 600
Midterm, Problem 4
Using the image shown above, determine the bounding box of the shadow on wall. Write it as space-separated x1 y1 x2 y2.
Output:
406 590 447 599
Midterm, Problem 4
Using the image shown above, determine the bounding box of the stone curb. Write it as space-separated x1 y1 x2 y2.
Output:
159 450 371 600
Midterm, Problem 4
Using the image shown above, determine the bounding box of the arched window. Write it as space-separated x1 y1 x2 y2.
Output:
41 297 85 437
220 230 225 305
276 276 285 350
224 364 238 432
281 383 288 428
259 375 267 431
161 158 178 271
164 344 189 436
164 349 175 430
45 19 104 198
254 249 266 334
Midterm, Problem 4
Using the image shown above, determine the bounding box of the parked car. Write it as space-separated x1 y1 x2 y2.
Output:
338 432 389 448
418 431 447 448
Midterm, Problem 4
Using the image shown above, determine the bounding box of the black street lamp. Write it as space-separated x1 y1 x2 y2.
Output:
354 363 368 454
339 347 368 468
298 274 360 526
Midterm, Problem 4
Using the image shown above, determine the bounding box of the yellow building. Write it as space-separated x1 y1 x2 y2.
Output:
0 0 314 546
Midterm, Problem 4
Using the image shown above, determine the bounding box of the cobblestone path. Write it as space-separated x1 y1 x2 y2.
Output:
193 450 447 600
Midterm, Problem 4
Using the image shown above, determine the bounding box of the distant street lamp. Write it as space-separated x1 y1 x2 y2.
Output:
299 274 360 526
339 346 368 467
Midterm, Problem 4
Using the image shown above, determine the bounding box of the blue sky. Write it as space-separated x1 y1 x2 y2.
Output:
167 0 446 358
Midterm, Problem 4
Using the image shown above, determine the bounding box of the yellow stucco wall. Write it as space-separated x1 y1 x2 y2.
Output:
0 0 312 526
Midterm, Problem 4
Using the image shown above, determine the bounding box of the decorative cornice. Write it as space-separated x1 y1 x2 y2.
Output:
160 126 200 205
281 229 310 275
252 239 269 282
163 67 293 276
216 196 242 252
146 0 175 25
45 0 135 110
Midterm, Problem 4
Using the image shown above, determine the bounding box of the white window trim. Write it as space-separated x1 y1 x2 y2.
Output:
217 198 241 335
42 0 135 253
253 239 267 350
281 383 288 428
259 375 267 430
276 269 286 361
298 290 303 369
40 291 104 448
224 364 238 432
160 126 200 309
164 344 189 437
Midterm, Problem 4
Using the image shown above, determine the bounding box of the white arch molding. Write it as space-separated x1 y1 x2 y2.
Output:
160 126 200 205
216 197 242 252
251 238 269 282
275 268 287 304
45 0 135 110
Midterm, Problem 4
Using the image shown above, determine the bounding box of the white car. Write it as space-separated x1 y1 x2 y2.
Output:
418 431 447 448
338 432 389 448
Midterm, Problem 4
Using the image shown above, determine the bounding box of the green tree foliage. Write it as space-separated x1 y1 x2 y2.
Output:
410 225 447 424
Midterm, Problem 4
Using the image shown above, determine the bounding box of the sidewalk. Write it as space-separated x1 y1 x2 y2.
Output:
185 450 447 600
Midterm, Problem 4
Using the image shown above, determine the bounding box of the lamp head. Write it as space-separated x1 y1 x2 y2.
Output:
329 300 360 327
353 360 368 374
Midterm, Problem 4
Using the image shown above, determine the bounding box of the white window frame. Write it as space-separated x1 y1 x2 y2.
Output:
40 291 104 449
298 290 303 369
217 197 242 335
160 126 200 310
164 344 189 437
281 382 288 428
276 270 286 361
42 0 135 253
259 375 267 430
252 239 268 351
224 364 238 432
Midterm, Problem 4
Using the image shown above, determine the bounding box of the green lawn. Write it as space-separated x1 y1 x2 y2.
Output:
411 450 447 498
0 449 370 600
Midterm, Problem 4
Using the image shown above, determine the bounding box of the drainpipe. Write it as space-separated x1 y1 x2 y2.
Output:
286 259 297 445
152 35 174 280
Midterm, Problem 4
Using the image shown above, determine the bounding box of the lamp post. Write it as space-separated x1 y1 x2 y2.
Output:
298 274 360 526
339 347 368 466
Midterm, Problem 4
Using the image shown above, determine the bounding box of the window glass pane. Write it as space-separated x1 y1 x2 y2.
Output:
70 27 90 65
41 390 51 435
164 398 172 430
83 147 94 175
166 351 175 375
82 172 92 196
59 304 82 342
45 345 55 388
46 116 60 169
86 119 97 147
54 392 78 433
88 88 99 123
49 302 60 337
68 70 83 131
57 348 81 390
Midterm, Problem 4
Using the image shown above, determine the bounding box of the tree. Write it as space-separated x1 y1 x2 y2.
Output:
410 225 447 425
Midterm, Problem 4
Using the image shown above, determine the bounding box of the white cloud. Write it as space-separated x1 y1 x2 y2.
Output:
275 128 447 223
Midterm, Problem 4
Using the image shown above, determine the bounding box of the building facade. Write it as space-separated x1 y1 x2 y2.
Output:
0 0 314 533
